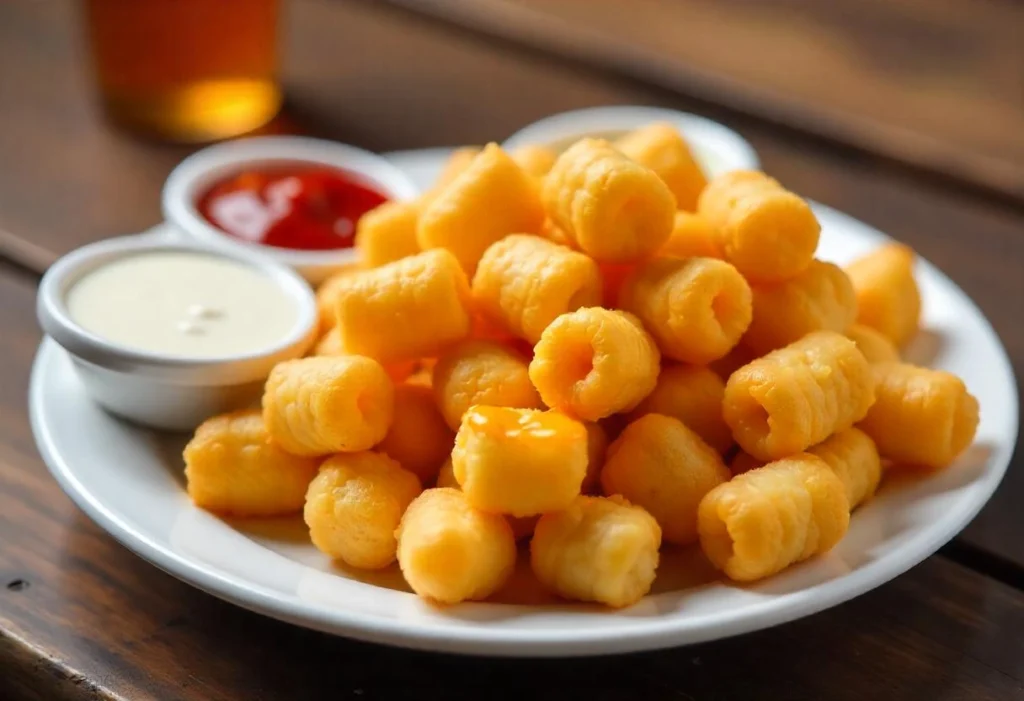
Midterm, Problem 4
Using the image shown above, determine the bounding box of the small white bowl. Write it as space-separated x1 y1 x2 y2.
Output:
503 105 760 177
37 234 318 432
162 136 419 285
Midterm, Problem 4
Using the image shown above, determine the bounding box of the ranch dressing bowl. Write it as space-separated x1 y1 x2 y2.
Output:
503 105 760 178
162 136 419 284
37 235 318 431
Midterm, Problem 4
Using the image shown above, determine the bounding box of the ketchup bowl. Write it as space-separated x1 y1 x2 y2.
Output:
163 136 419 284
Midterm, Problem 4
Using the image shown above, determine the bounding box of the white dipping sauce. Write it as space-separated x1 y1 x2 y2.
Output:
67 251 299 357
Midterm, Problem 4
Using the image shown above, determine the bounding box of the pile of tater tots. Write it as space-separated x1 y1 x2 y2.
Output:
184 123 979 608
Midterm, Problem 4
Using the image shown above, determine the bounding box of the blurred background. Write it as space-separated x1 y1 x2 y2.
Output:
2 0 1021 230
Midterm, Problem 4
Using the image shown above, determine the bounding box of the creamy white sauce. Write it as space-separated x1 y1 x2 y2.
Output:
67 251 299 357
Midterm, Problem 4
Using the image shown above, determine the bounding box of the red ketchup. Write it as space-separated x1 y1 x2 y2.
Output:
197 166 389 250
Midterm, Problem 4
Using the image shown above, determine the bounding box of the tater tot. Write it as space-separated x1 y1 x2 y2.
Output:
614 122 707 211
743 259 858 355
184 410 320 517
304 452 421 569
334 249 471 364
626 364 733 454
602 414 729 545
620 256 752 364
312 331 417 383
698 454 850 582
807 427 882 510
313 328 345 357
397 488 517 603
354 199 420 267
417 143 545 273
263 356 394 457
723 331 875 461
846 323 900 364
845 243 922 347
529 308 661 421
580 422 610 494
859 363 979 469
376 383 455 484
420 147 480 207
434 459 538 540
315 263 361 335
472 234 603 344
511 144 557 178
531 495 661 608
432 340 542 431
661 211 722 259
697 170 819 283
452 406 587 517
542 138 676 262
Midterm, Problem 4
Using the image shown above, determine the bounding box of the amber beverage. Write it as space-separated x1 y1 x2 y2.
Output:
84 0 282 142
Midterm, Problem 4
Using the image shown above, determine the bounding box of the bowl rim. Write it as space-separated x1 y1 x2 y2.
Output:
502 105 760 171
36 233 319 386
161 135 420 271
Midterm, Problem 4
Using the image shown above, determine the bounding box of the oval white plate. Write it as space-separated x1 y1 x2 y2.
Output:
30 147 1017 657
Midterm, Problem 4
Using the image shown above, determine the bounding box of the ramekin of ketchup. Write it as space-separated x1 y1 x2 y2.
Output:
162 137 419 284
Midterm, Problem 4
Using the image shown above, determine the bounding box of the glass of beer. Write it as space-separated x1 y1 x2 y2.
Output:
83 0 282 143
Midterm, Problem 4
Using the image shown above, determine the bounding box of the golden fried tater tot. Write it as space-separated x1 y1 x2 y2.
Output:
354 199 420 268
334 249 471 364
698 454 849 581
417 143 545 273
627 364 733 454
602 414 729 545
543 138 675 262
619 256 752 364
304 451 421 569
859 363 979 469
397 488 516 603
472 234 602 344
615 122 707 211
452 406 587 517
530 308 661 421
845 243 922 347
661 211 722 259
807 427 882 510
184 409 320 517
743 259 857 355
376 383 454 484
723 331 875 461
531 495 661 608
697 170 819 283
432 340 542 431
263 356 394 456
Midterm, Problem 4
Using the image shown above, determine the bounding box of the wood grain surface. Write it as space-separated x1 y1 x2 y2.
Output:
0 267 1021 698
0 0 1022 698
373 0 1024 203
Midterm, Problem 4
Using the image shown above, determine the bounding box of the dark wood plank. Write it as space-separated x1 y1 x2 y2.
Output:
0 0 1020 567
0 267 1022 700
373 0 1024 203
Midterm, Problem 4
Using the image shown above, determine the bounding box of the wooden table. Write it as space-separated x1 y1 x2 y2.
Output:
1 1 1022 698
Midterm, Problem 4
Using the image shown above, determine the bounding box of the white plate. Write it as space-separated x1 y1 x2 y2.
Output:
30 147 1018 657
